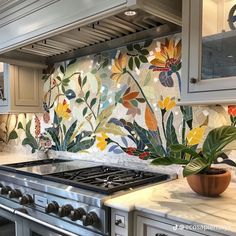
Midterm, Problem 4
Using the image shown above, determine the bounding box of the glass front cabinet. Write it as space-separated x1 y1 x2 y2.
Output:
181 0 236 104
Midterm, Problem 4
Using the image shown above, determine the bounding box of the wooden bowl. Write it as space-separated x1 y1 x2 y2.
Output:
186 169 231 197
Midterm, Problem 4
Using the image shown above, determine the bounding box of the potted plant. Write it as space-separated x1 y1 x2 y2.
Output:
151 126 236 197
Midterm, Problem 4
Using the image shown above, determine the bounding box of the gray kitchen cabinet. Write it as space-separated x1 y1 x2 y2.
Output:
0 62 43 113
134 211 233 236
181 0 236 105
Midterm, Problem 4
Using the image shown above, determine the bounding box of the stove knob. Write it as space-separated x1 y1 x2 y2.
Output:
82 212 99 226
0 186 11 195
70 208 86 221
45 201 59 214
19 194 34 205
58 204 74 218
8 189 22 199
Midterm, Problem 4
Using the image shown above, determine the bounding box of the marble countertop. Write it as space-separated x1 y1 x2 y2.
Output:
1 151 236 233
105 178 236 234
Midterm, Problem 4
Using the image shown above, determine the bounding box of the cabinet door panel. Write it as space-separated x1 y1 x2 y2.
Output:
189 0 236 93
181 0 236 104
136 216 203 236
14 66 39 106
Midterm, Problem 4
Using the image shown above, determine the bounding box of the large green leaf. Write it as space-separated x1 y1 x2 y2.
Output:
170 144 200 158
96 105 115 124
183 157 208 177
202 126 236 163
22 138 38 153
8 130 18 141
180 106 193 129
46 127 61 150
166 112 179 147
95 122 125 136
68 138 95 153
24 120 38 150
151 157 189 165
62 120 77 151
133 121 165 156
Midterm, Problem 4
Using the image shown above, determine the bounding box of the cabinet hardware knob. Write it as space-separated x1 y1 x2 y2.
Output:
190 77 198 84
115 219 122 226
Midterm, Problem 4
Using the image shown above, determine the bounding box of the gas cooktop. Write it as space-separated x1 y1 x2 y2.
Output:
0 160 169 194
44 165 169 194
0 159 171 236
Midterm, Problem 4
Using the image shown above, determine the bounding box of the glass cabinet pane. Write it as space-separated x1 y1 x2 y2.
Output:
0 62 5 101
201 0 236 80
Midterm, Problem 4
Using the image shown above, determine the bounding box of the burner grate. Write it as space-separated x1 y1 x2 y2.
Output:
44 166 169 194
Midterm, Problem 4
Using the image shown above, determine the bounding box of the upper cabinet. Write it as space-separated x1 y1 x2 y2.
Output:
181 0 236 105
0 62 43 113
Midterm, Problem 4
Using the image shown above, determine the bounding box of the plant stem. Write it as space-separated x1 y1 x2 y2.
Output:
175 72 181 93
126 70 162 145
97 97 101 117
126 70 154 114
182 118 186 145
161 113 167 140
84 99 97 120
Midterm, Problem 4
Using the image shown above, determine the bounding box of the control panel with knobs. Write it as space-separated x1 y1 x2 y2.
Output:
19 194 34 205
0 185 11 195
45 201 59 214
58 204 73 218
8 189 22 199
82 212 99 226
70 208 86 221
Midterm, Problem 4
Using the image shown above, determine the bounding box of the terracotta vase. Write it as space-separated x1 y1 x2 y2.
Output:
186 169 231 197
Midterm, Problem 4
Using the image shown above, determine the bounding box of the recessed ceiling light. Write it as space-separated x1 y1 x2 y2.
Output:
124 10 137 16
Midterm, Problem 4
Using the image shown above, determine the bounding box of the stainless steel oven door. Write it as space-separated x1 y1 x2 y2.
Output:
0 204 23 236
23 220 65 236
15 210 80 236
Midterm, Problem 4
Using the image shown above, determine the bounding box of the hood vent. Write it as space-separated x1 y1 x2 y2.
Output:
1 7 181 64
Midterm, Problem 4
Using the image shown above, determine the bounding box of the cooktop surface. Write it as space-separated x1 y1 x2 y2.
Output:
44 165 169 194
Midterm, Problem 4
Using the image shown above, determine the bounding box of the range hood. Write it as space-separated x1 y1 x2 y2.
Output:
0 0 182 65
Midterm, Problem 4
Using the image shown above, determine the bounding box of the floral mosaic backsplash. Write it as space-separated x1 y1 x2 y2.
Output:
0 36 235 160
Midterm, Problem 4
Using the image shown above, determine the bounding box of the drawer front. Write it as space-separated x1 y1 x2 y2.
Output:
136 216 203 236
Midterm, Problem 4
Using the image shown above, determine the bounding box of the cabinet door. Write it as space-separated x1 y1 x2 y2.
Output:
13 66 40 106
136 216 203 236
181 0 236 104
0 63 9 108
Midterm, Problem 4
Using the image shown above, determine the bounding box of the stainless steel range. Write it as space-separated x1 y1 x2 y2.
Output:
0 159 169 236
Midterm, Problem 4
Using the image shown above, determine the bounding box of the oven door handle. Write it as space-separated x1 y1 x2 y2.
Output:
15 210 79 236
0 203 15 213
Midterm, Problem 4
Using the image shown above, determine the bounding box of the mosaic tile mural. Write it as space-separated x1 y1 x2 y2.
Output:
0 36 234 160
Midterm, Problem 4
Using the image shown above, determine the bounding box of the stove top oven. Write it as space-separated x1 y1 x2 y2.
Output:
0 160 170 236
